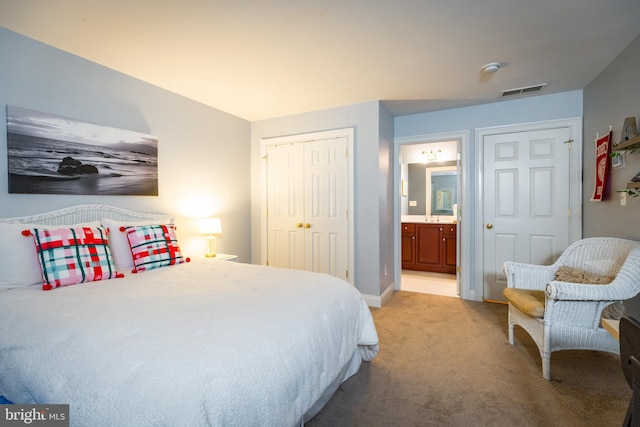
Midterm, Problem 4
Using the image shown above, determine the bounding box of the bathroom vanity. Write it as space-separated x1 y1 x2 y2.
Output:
402 222 457 274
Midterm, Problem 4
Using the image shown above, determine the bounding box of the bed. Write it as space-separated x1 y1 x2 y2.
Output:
0 204 379 426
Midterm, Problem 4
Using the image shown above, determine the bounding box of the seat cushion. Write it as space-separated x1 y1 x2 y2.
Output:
503 288 545 318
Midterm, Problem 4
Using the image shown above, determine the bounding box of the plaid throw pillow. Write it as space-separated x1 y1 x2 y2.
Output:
25 226 121 291
122 224 188 272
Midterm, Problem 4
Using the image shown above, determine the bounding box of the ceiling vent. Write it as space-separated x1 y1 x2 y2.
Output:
501 83 547 97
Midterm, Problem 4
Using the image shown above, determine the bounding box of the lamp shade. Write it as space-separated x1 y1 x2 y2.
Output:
199 218 222 235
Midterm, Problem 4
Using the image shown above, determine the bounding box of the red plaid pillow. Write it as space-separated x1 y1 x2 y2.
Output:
122 224 189 272
24 226 122 291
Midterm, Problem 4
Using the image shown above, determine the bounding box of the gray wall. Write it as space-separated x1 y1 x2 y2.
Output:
583 34 640 317
0 28 252 261
250 101 393 302
407 164 426 215
583 33 640 241
378 105 395 296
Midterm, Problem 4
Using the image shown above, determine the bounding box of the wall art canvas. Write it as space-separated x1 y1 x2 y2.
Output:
6 105 158 196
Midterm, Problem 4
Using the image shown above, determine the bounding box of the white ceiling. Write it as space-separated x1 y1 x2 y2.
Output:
1 0 640 121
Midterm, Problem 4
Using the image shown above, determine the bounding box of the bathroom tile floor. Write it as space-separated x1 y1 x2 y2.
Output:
401 270 458 298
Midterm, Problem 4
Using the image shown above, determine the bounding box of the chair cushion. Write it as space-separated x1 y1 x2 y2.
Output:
503 288 546 318
554 266 614 284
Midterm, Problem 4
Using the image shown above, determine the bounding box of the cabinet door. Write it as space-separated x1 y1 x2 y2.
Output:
401 224 416 268
415 224 442 268
443 225 457 272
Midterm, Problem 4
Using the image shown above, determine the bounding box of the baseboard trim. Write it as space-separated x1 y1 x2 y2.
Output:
362 282 395 308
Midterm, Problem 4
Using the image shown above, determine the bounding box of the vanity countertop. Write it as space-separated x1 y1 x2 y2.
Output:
401 215 457 224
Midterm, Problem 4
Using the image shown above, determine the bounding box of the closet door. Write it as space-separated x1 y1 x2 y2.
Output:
266 136 349 281
304 137 349 279
266 143 305 270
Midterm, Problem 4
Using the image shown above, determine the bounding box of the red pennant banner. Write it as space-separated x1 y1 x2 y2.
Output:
591 131 612 202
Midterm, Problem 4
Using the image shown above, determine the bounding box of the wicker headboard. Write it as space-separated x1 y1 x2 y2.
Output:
0 204 173 226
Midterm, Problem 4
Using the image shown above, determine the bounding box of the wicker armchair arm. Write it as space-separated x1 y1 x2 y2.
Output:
546 279 633 302
547 250 640 301
503 261 556 290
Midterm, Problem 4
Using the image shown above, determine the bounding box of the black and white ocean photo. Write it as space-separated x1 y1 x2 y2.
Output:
7 105 158 196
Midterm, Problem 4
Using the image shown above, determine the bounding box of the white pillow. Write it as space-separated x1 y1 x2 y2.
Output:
0 221 101 289
101 218 167 270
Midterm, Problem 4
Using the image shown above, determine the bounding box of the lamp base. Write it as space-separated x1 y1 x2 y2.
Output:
205 253 217 258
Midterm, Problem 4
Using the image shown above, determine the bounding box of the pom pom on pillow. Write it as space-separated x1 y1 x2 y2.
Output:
26 226 122 290
123 224 189 273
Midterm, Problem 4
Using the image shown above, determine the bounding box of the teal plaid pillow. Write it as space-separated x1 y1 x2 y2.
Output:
25 226 122 290
122 224 188 273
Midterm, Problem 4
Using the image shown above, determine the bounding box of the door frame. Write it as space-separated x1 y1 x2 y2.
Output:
474 117 583 301
394 130 473 299
260 128 355 285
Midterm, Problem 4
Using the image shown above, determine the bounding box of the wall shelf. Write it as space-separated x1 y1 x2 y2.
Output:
612 134 640 151
618 182 640 198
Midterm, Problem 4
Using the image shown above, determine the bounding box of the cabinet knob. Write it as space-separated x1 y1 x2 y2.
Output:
296 222 303 228
412 236 415 240
305 223 311 228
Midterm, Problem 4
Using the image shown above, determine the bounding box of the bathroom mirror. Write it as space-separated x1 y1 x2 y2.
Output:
430 171 457 215
406 162 457 215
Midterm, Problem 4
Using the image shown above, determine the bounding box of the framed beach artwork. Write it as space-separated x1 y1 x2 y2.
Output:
6 105 158 196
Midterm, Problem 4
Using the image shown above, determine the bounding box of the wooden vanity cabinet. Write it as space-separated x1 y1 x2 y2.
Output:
443 225 457 272
402 223 456 274
401 223 416 268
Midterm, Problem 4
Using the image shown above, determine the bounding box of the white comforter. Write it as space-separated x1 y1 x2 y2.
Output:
0 260 379 426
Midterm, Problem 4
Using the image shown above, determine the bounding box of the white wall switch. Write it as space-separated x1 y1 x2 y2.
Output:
409 200 417 206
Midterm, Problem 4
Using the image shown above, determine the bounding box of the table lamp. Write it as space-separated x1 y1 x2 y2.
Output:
199 217 222 257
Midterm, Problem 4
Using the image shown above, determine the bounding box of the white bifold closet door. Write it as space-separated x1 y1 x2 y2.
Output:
266 136 349 281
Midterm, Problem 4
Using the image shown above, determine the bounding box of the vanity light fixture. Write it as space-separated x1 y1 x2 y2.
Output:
199 217 222 258
422 149 442 161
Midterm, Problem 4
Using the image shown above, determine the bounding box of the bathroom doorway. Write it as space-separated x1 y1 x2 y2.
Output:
398 140 460 298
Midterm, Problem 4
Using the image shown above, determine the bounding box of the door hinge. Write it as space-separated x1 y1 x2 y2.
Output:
346 270 349 279
568 208 571 218
457 265 461 273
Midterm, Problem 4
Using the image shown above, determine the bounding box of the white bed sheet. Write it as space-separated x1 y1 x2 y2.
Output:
0 259 378 426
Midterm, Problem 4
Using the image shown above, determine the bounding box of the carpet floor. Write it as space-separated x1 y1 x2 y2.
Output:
306 291 630 427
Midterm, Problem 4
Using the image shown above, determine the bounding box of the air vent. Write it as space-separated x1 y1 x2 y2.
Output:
501 83 547 97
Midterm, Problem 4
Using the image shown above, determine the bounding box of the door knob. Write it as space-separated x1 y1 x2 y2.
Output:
296 222 303 228
304 223 311 228
486 223 493 229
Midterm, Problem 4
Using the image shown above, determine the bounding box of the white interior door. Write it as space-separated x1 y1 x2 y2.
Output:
266 143 305 270
304 137 349 278
266 135 350 281
482 126 574 302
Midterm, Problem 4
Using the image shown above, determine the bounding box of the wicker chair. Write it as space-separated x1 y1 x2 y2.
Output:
503 237 640 380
